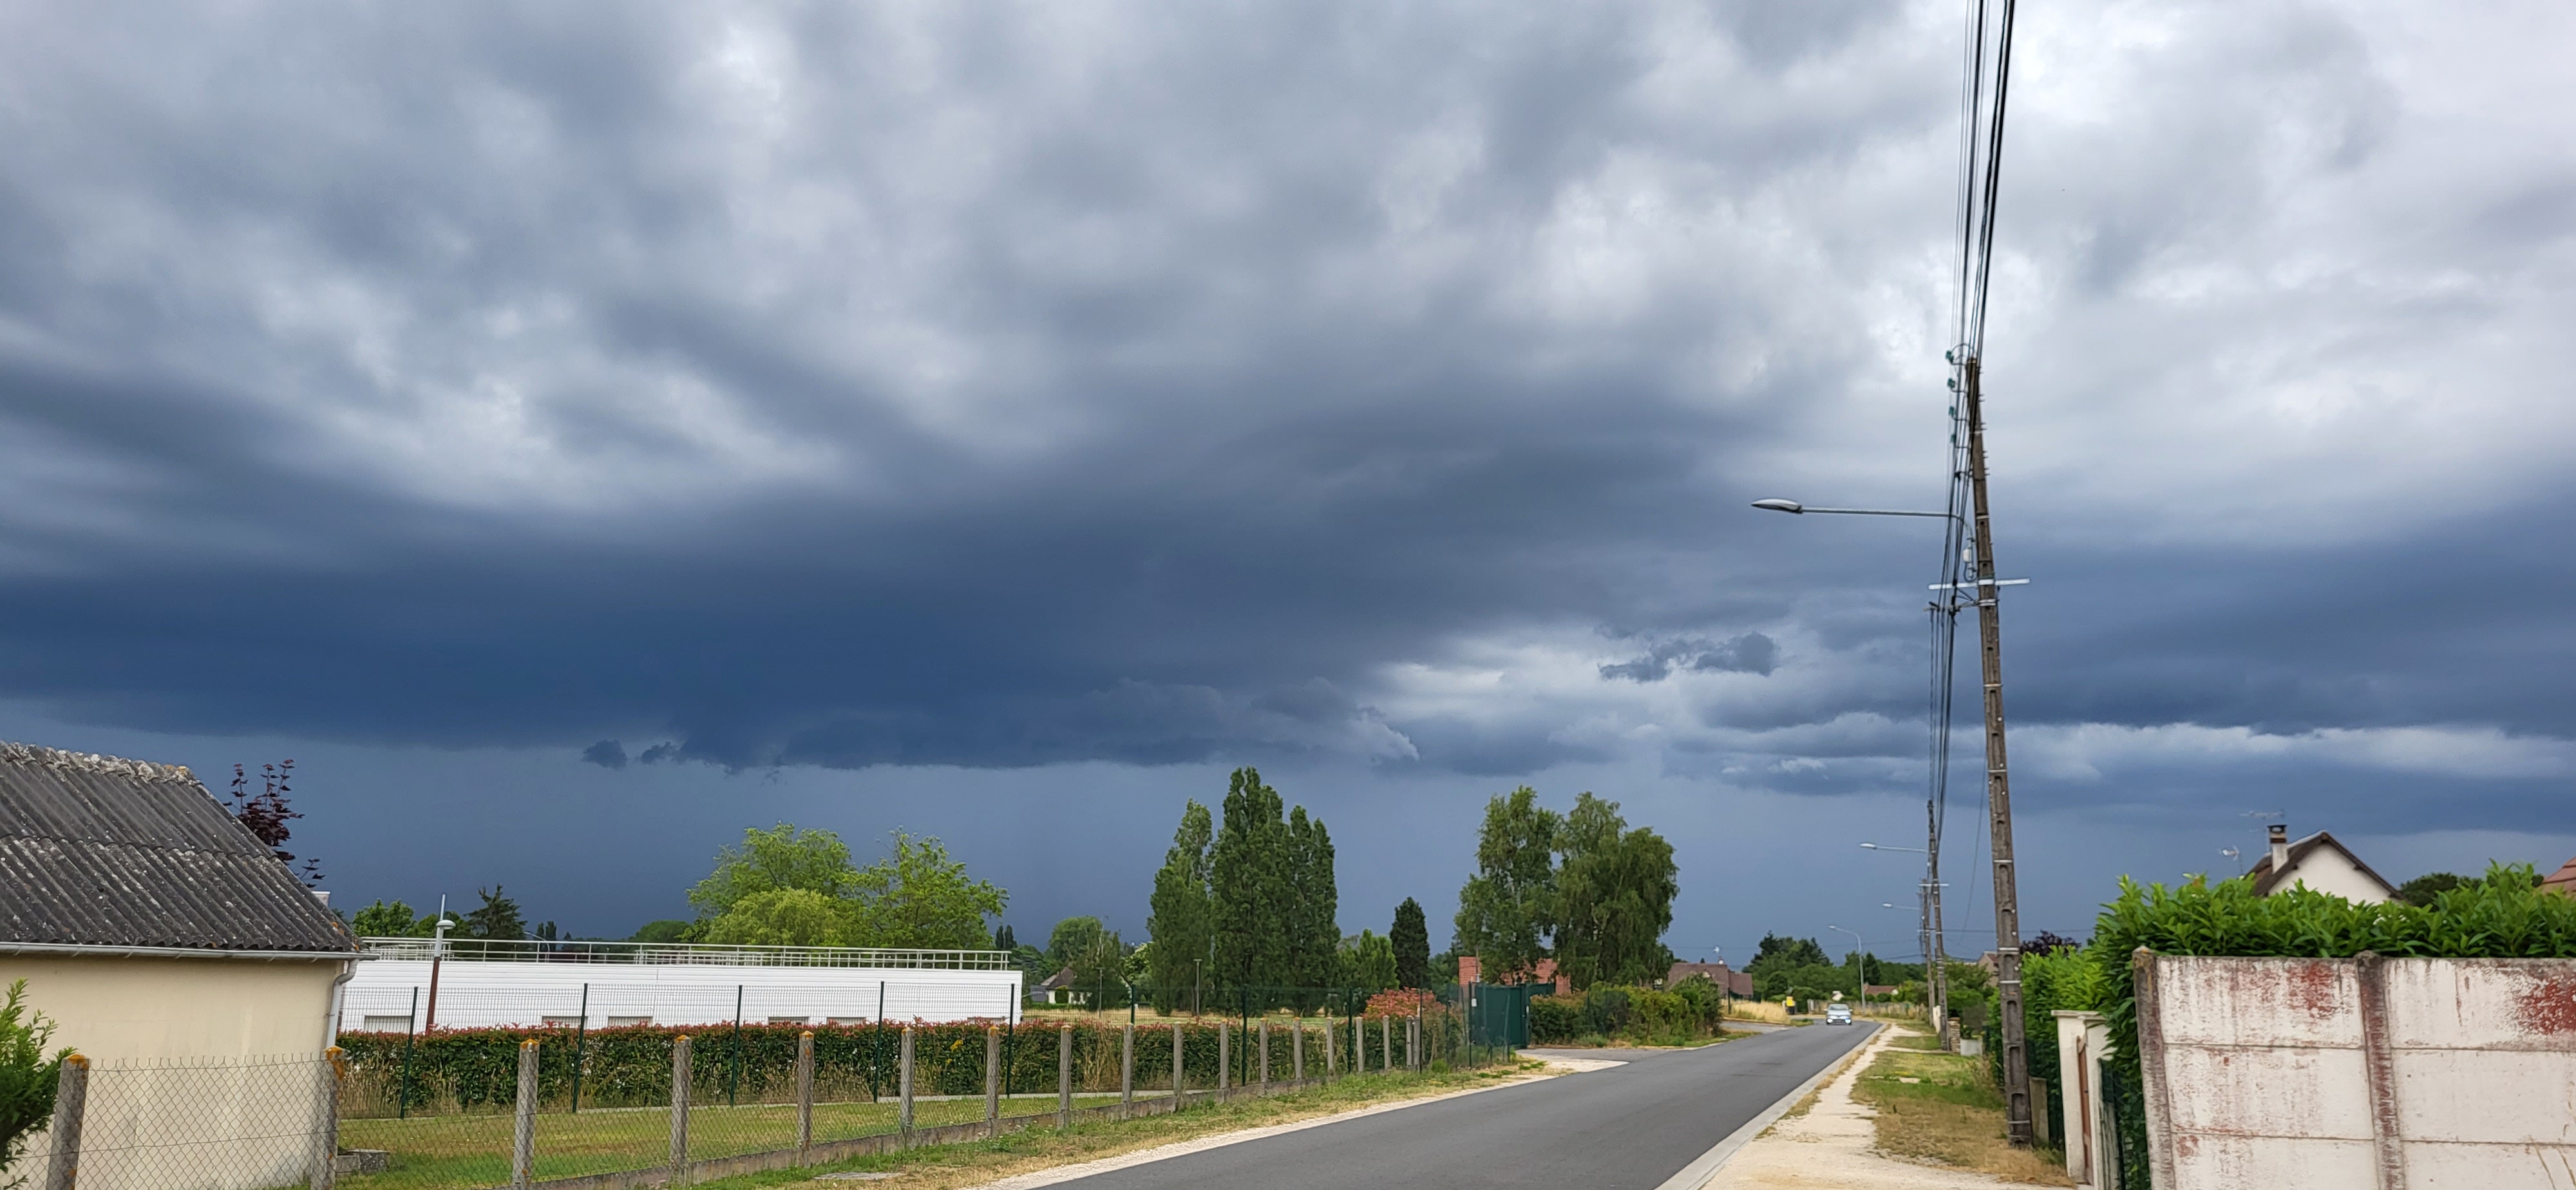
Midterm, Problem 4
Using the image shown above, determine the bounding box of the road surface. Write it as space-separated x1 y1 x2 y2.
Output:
1037 1021 1879 1190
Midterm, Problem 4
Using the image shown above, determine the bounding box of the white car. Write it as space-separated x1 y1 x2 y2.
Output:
1824 1003 1853 1026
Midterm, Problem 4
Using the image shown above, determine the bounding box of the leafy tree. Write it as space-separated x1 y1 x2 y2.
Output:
1549 793 1678 988
844 832 1007 949
1747 934 1829 979
0 981 70 1178
2397 872 2466 905
350 899 433 938
700 888 849 946
994 923 1017 952
1146 800 1216 1010
1070 929 1132 1008
1211 768 1292 991
1047 917 1107 972
462 886 526 941
1391 898 1431 989
688 824 859 920
1343 930 1398 993
227 759 320 887
629 920 692 943
1453 787 1559 982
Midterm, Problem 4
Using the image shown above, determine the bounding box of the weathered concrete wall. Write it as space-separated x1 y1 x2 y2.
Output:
2135 952 2576 1189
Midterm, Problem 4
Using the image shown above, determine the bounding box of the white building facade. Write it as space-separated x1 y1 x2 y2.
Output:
338 938 1023 1034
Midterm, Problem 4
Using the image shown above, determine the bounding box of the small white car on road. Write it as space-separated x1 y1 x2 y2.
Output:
1824 1003 1853 1026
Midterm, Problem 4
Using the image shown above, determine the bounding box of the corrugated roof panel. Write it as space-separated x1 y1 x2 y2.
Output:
0 742 356 954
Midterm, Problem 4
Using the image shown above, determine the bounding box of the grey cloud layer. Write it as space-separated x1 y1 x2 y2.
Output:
0 1 2568 837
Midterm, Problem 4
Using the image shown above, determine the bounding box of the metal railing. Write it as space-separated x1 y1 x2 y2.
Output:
357 937 1013 970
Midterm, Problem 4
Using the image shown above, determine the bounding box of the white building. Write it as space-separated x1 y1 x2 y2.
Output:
2246 823 2396 903
338 938 1023 1034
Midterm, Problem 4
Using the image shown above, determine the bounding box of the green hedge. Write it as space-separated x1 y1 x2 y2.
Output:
1528 981 1727 1046
334 1018 1351 1117
2073 864 2576 1175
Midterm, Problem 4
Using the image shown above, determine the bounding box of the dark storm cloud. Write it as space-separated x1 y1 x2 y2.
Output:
0 0 2568 851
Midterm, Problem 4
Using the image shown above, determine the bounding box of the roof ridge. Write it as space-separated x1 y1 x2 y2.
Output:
0 741 197 784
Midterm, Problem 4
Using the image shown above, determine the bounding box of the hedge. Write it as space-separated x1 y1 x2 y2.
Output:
334 1017 1359 1118
1528 979 1727 1046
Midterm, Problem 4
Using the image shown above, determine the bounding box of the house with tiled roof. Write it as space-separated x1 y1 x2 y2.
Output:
2246 822 2397 904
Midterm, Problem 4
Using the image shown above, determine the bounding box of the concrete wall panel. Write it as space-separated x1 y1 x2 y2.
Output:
2166 1133 2380 1188
2151 955 2362 1048
2391 1050 2576 1144
2159 1044 2372 1138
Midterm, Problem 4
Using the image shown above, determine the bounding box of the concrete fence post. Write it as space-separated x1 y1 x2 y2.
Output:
1172 1023 1185 1102
513 1038 540 1188
1218 1023 1231 1099
1325 1018 1336 1079
668 1036 692 1185
1257 1020 1270 1090
312 1046 345 1190
44 1053 88 1190
795 1031 815 1161
1381 1017 1392 1073
898 1027 916 1144
1353 1015 1365 1073
1056 1025 1071 1128
1293 1023 1305 1082
1121 1023 1135 1112
985 1026 1002 1135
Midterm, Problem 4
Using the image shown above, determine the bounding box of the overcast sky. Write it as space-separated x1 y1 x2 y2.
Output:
3 0 2570 963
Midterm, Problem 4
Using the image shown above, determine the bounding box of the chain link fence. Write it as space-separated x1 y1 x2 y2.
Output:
16 984 1513 1189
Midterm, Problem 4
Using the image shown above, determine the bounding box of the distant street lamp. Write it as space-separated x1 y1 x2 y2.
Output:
1827 925 1867 1015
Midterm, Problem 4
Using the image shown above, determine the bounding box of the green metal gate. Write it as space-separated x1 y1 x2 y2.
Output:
1468 983 1531 1049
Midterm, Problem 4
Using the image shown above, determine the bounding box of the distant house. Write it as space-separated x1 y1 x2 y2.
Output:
1457 954 1572 995
2246 823 2396 904
0 741 360 1189
1036 965 1084 1005
1665 960 1754 998
2541 856 2576 898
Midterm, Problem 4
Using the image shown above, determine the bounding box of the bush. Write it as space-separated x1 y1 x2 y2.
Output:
1525 985 1725 1046
1 980 69 1178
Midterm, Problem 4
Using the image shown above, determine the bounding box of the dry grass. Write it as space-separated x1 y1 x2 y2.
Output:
679 1062 1544 1190
1851 1044 2070 1185
1723 1001 1791 1025
1763 1034 1877 1131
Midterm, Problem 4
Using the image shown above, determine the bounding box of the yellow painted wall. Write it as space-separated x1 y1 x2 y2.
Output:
0 953 349 1060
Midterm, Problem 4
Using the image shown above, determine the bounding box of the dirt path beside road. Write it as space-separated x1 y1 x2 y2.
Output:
1706 1028 2056 1189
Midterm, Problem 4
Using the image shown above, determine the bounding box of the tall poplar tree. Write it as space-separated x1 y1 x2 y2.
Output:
1146 800 1215 1010
1285 806 1338 1002
1210 767 1290 994
1391 897 1431 989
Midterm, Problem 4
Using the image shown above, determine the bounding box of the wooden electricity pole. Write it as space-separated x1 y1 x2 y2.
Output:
1959 355 2032 1146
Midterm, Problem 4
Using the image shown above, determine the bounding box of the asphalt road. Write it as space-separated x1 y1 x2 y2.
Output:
1041 1021 1879 1190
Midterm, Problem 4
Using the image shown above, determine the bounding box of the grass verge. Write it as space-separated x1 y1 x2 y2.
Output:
1850 1038 2069 1185
683 1063 1540 1190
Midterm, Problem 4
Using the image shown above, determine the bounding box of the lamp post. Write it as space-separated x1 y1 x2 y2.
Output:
1826 925 1866 1015
1861 841 1946 1037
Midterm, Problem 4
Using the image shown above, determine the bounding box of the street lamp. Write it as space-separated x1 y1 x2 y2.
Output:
1826 925 1866 1016
1861 842 1947 1035
1752 498 1958 520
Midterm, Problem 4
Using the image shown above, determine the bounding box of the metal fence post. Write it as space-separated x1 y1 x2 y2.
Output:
1120 1023 1134 1112
1293 1023 1305 1082
1256 1021 1269 1089
986 1026 1002 1135
796 1031 815 1162
898 1026 916 1143
513 1038 539 1189
1056 1025 1071 1128
310 1047 344 1190
43 1053 86 1190
668 1036 692 1185
1217 1022 1230 1099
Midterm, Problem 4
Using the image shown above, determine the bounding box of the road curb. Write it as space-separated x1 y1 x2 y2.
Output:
1651 1023 1886 1190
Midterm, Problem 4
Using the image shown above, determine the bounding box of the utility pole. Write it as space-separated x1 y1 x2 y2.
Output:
1960 355 2032 1146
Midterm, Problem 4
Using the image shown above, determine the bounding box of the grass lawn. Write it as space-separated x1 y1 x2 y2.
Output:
339 1095 1128 1189
1850 1036 2069 1185
678 1062 1540 1190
